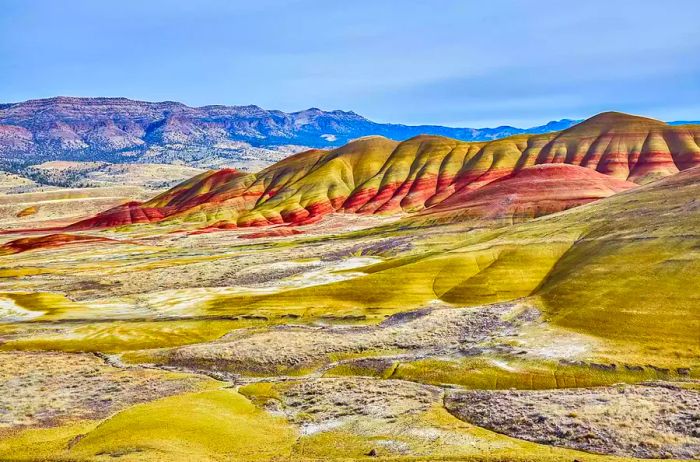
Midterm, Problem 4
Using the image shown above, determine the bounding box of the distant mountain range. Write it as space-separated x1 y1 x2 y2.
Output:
1 97 697 176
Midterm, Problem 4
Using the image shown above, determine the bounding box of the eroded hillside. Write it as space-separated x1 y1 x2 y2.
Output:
0 113 698 461
59 113 700 233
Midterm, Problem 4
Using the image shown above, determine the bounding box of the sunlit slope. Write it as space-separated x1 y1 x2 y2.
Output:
534 112 700 183
67 113 700 230
235 136 400 226
209 166 700 359
67 168 251 228
535 167 700 356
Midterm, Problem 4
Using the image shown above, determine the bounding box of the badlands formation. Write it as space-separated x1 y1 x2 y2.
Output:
60 112 699 231
0 112 698 461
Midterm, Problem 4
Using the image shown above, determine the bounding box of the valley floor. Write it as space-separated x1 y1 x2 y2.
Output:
0 176 698 461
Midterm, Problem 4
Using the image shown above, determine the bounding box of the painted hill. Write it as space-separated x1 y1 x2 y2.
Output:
69 168 247 228
532 112 699 182
208 163 700 364
417 163 637 225
66 112 700 232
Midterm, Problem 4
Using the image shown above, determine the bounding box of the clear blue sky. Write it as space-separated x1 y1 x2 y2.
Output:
1 0 699 127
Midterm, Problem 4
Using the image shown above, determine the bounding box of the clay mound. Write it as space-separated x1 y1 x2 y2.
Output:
0 233 116 254
533 112 700 184
66 168 248 230
419 163 638 224
67 201 168 230
147 168 247 209
63 112 700 231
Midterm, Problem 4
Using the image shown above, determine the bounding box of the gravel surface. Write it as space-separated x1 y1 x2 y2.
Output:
445 383 700 459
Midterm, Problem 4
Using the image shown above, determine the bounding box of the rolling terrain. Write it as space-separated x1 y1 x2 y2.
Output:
2 96 696 193
0 97 584 169
0 161 207 231
58 112 700 231
0 112 698 461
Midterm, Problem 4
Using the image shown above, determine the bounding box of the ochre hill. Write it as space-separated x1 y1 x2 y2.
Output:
68 168 246 228
66 112 700 231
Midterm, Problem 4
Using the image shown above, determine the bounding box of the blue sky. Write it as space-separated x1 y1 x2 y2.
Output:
1 0 699 127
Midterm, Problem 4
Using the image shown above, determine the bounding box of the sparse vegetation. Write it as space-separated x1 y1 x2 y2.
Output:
0 114 698 460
